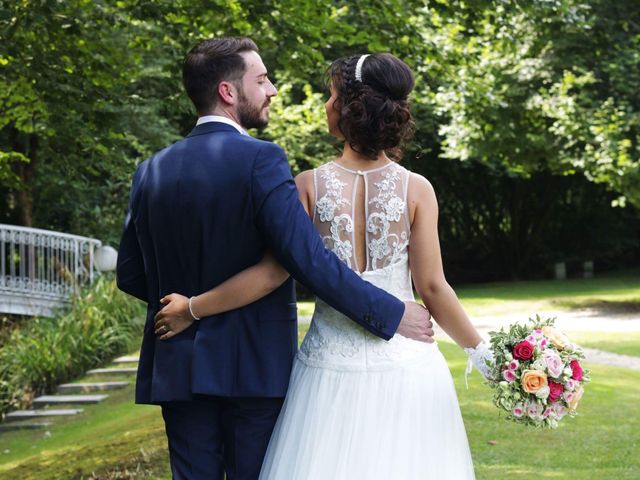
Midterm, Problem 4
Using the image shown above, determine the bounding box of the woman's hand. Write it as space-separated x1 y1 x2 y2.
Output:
154 293 194 340
464 341 496 383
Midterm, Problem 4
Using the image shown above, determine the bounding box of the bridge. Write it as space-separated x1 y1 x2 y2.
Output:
0 223 109 317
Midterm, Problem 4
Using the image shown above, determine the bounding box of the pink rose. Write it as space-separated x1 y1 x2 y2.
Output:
526 400 544 420
513 341 535 360
570 360 584 381
548 381 564 402
539 338 548 349
507 360 520 370
552 402 568 419
543 349 564 378
512 403 524 418
565 378 577 391
503 369 517 382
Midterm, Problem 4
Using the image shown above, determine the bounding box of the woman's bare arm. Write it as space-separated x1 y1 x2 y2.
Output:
407 173 483 349
154 170 314 340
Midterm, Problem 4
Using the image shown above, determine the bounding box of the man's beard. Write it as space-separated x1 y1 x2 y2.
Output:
237 89 269 129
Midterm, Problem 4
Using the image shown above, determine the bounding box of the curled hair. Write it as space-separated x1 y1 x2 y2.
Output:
328 53 416 161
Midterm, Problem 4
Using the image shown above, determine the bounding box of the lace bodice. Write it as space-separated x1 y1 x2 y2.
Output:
313 161 411 273
299 161 437 370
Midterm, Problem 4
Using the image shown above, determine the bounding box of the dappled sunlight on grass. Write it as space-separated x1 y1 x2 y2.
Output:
440 340 640 480
296 301 314 318
452 275 640 317
567 331 640 357
2 274 639 479
0 360 170 479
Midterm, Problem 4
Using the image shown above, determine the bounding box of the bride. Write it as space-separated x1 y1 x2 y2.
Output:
154 52 493 479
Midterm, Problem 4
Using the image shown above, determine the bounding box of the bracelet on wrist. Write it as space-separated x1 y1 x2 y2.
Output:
188 296 201 321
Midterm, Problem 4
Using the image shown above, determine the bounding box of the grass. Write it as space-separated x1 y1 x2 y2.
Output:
298 272 640 319
565 331 640 358
2 332 639 479
442 340 640 479
453 273 640 317
0 370 170 480
3 272 639 478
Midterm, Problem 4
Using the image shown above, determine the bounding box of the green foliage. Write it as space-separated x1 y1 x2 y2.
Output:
429 0 640 206
1 0 638 277
0 0 180 237
0 277 144 417
261 83 334 173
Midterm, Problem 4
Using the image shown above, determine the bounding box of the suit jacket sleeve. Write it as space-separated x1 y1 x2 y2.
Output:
251 143 404 340
116 162 148 302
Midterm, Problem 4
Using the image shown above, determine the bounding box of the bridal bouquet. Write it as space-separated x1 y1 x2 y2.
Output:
487 316 590 429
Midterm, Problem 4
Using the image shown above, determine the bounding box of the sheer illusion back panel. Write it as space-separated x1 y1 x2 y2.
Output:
312 161 411 274
260 161 476 479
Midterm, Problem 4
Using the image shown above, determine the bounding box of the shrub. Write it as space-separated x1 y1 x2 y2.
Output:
0 276 145 417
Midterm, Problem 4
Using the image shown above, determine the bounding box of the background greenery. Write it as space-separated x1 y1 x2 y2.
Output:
1 0 639 282
0 277 145 417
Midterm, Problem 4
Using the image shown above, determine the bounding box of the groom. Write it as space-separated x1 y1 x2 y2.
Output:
116 37 433 480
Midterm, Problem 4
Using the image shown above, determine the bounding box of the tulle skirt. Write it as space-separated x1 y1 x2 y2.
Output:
259 344 475 479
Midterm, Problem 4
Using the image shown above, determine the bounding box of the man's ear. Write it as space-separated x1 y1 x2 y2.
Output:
217 81 237 106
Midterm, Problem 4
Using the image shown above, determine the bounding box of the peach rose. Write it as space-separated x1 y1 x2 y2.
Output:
542 326 570 350
521 369 548 394
568 385 584 411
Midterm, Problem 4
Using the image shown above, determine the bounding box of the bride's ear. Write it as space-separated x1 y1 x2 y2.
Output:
217 81 237 106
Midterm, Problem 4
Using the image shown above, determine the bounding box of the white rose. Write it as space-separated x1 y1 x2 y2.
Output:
535 385 550 400
532 359 546 371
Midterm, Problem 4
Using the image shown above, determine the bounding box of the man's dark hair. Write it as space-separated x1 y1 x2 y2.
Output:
183 37 259 115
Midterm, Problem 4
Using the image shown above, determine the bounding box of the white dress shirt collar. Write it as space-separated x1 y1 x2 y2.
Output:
196 115 247 135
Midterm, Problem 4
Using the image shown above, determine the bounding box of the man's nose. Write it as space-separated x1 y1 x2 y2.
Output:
267 80 277 97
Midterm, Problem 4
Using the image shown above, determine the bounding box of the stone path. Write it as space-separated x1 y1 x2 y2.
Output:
1 354 137 432
580 347 640 370
299 306 640 370
470 308 640 370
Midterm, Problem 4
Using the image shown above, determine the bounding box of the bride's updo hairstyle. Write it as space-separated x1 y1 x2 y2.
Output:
328 53 416 161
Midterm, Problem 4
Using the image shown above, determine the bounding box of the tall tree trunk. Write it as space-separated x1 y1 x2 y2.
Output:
12 132 37 227
17 164 34 227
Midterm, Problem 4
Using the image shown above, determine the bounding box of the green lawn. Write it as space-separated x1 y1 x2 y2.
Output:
2 273 639 478
0 380 169 480
566 331 640 358
1 336 638 479
454 273 640 317
298 272 640 319
444 340 640 479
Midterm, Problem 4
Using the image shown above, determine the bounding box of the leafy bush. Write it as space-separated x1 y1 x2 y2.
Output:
0 277 145 417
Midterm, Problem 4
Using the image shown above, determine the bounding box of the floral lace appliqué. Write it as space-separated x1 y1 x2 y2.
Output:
367 168 409 270
316 167 354 269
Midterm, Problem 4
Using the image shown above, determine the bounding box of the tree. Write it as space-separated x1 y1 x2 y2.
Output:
429 0 640 206
0 0 178 239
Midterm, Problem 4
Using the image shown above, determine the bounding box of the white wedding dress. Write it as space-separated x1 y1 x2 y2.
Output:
259 161 475 479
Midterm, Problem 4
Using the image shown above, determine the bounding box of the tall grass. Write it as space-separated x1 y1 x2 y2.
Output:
0 277 145 417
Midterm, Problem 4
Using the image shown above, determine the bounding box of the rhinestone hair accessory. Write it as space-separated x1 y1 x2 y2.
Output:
354 54 370 82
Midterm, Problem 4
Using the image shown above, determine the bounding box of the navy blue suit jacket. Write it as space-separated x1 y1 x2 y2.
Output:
116 122 405 403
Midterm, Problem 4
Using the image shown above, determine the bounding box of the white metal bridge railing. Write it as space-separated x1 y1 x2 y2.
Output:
0 223 102 317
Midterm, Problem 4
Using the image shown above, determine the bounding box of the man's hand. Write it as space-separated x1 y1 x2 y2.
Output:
153 293 194 340
396 301 434 342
